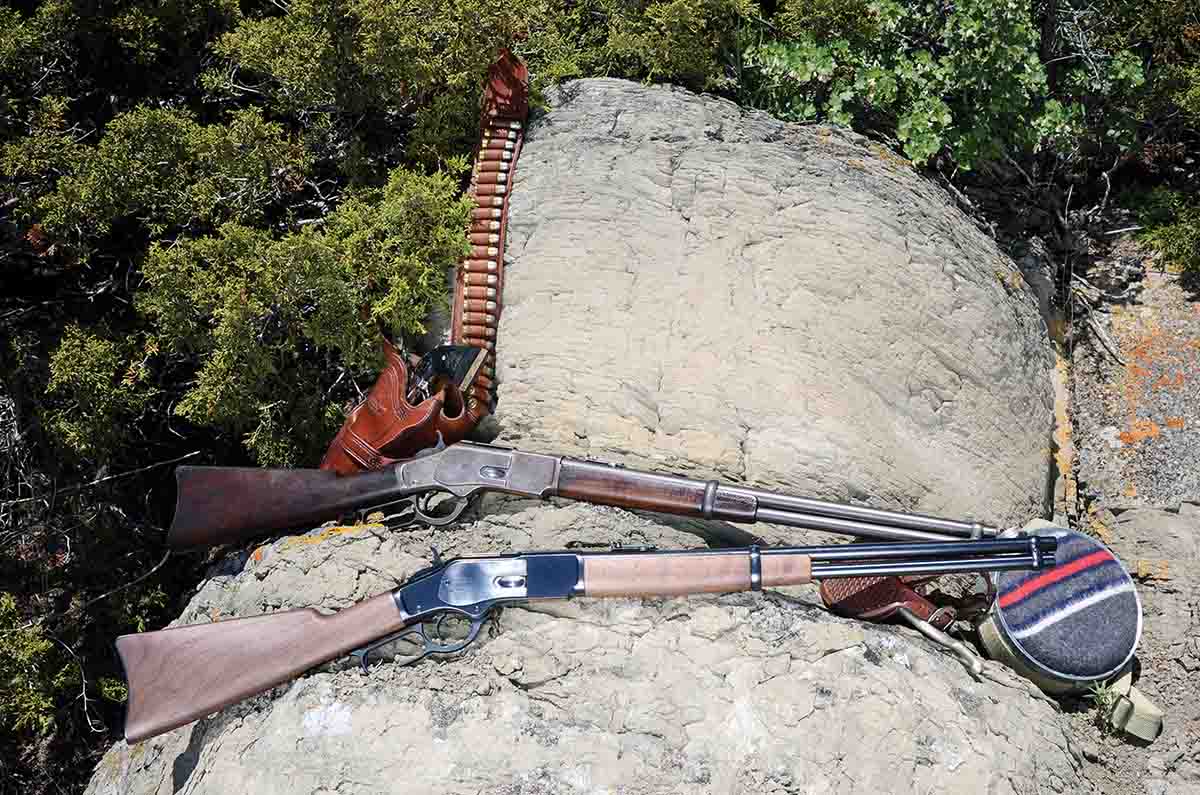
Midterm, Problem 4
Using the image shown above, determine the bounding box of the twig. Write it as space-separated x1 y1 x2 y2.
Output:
47 635 102 733
1100 153 1122 212
76 549 172 615
1086 313 1126 365
1003 153 1037 190
0 546 171 637
1073 273 1139 304
1104 226 1142 235
1 450 200 508
326 367 348 397
1072 285 1126 365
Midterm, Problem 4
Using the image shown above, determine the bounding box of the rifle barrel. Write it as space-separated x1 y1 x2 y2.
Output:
811 554 1045 579
735 486 997 540
792 537 1049 561
753 508 966 543
555 454 998 544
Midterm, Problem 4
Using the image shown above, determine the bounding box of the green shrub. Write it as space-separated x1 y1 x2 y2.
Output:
44 326 157 462
0 8 38 76
0 96 89 218
600 0 755 90
742 0 1068 168
775 0 879 47
207 0 758 168
1170 64 1200 124
136 165 471 465
28 106 310 260
1133 188 1200 274
0 594 68 737
207 0 349 116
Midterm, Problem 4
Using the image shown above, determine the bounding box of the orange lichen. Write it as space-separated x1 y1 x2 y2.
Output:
1134 559 1171 580
1113 302 1199 450
1088 518 1114 544
1052 355 1077 514
1119 419 1161 444
281 523 383 548
1152 372 1185 390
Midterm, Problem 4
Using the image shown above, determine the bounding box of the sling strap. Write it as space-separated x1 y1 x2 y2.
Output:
1108 668 1165 742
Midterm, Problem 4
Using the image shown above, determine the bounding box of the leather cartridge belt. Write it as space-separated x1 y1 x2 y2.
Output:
451 51 529 424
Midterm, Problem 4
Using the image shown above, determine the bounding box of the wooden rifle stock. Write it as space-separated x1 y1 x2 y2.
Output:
168 465 400 549
117 592 408 743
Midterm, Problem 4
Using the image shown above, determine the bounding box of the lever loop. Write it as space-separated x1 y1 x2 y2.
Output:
348 610 484 672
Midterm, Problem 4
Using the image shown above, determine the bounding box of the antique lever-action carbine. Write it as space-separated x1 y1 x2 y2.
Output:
117 535 1057 743
169 441 1000 550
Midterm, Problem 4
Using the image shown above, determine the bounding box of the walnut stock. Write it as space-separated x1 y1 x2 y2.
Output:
118 592 408 743
168 465 402 549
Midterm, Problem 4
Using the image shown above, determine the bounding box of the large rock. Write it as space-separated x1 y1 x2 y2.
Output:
86 80 1072 794
497 79 1054 532
87 505 1089 795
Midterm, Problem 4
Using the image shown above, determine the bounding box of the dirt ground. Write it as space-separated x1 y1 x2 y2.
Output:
1065 260 1200 795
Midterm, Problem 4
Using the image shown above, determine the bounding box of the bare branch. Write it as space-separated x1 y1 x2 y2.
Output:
1 451 201 509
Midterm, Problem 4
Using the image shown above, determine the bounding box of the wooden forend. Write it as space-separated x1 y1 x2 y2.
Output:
581 551 811 598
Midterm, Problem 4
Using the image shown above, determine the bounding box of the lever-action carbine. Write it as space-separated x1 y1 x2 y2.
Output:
169 441 1000 549
117 535 1057 743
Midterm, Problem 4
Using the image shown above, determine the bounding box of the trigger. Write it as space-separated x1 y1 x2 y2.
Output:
349 647 373 674
347 627 421 673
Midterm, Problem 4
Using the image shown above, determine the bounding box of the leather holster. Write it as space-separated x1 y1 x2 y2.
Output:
819 575 957 630
320 339 476 475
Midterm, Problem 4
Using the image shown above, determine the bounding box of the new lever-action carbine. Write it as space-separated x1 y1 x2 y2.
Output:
117 535 1057 743
169 441 999 549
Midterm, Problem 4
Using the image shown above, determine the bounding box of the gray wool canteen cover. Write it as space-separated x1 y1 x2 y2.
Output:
977 527 1141 694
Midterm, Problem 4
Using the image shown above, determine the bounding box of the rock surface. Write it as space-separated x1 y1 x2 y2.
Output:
1073 271 1200 510
86 80 1074 795
87 505 1089 795
1059 504 1200 795
1107 506 1200 794
498 79 1054 533
1066 245 1200 794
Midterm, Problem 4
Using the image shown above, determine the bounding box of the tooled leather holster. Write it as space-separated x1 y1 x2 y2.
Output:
321 50 529 476
320 338 478 473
